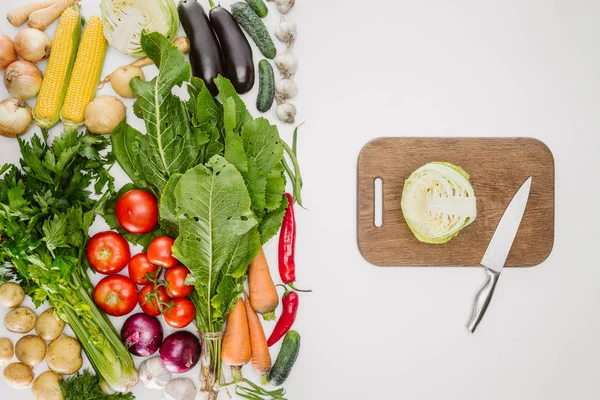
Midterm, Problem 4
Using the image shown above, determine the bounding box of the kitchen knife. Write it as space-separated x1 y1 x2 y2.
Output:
467 177 533 333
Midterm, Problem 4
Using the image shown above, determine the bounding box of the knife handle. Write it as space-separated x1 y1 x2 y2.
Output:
467 269 500 333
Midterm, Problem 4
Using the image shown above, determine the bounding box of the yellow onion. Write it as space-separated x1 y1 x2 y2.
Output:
4 61 43 100
0 34 17 70
14 28 51 63
0 98 33 138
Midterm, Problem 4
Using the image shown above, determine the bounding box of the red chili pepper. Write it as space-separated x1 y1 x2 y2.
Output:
278 193 296 284
278 193 311 292
267 287 299 347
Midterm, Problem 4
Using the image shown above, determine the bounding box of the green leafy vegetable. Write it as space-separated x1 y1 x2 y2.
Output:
172 156 261 332
61 370 136 400
0 128 138 393
0 264 12 285
111 33 198 197
109 32 305 398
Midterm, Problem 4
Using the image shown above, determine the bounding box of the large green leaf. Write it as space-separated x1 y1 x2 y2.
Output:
125 32 198 195
159 173 182 238
110 121 146 189
171 156 260 331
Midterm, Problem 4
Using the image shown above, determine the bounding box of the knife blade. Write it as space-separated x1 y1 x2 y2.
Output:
467 177 533 333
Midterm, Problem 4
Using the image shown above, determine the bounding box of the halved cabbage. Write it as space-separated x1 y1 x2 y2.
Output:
401 162 477 244
101 0 179 57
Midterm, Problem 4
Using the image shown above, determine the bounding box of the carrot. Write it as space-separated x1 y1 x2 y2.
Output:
244 292 271 384
221 297 251 382
98 37 190 89
7 1 55 27
27 0 77 31
248 248 279 321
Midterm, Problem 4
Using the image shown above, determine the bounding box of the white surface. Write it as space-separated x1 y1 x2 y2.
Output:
2 0 600 399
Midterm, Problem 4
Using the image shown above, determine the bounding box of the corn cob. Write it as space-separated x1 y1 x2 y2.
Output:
61 16 108 126
33 6 82 129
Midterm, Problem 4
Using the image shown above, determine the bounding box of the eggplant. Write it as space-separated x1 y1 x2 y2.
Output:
209 3 255 94
179 0 224 96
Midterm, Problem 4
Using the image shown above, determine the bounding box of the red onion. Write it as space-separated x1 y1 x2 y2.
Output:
159 331 201 373
121 313 163 357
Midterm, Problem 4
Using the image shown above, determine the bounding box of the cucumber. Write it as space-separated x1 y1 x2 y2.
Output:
257 60 275 112
231 2 276 59
245 0 268 18
268 331 301 386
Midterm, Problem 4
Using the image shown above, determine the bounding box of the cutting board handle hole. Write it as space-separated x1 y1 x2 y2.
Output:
374 177 383 227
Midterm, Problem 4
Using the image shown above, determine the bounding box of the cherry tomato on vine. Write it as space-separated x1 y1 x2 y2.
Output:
128 253 160 285
163 298 195 328
87 231 130 275
138 283 171 317
115 189 158 234
164 266 193 298
93 275 138 317
147 236 178 269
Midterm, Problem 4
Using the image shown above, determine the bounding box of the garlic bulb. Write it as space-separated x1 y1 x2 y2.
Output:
275 18 297 45
139 357 172 390
274 50 297 79
13 28 51 63
163 378 196 400
275 103 297 124
276 78 298 102
0 98 33 138
4 60 43 100
268 0 295 14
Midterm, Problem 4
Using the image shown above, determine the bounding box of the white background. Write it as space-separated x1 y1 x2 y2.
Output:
1 0 600 399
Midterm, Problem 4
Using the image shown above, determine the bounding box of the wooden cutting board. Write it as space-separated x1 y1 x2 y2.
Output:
357 137 555 267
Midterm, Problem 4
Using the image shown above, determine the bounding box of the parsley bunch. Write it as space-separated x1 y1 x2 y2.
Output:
0 128 138 393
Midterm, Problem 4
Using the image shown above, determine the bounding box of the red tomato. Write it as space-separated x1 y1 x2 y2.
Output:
115 189 158 234
138 283 171 317
93 275 138 317
87 231 130 275
164 266 193 298
147 236 178 269
163 298 195 328
128 253 160 285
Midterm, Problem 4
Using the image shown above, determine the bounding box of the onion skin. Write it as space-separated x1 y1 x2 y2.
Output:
13 28 51 63
120 313 163 357
0 34 17 70
159 331 201 374
0 99 33 138
4 60 43 100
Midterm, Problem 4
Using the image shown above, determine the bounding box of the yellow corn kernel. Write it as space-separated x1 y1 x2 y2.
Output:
33 6 82 129
61 16 108 126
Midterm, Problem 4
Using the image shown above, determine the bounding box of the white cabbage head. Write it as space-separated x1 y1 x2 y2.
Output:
101 0 179 57
401 162 477 244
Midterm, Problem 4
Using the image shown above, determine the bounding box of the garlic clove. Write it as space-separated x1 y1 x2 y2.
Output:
139 357 172 391
274 52 298 79
162 378 196 400
275 103 297 124
276 78 298 102
275 17 297 45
